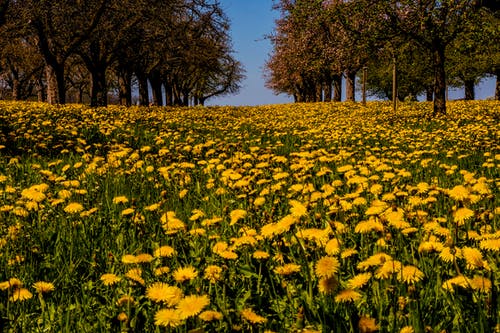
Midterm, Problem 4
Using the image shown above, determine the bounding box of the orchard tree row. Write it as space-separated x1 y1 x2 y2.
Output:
265 0 499 114
0 0 244 107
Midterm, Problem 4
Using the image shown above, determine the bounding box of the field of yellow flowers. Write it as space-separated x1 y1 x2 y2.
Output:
0 100 499 332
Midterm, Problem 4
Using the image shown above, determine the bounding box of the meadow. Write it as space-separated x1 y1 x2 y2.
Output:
0 100 498 333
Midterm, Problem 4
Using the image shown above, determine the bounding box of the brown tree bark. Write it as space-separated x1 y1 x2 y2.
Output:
345 70 356 102
149 72 163 106
333 75 342 102
118 68 132 106
137 72 149 106
89 67 107 107
164 82 173 106
324 82 332 102
45 65 61 104
426 86 433 101
433 47 446 115
464 79 475 100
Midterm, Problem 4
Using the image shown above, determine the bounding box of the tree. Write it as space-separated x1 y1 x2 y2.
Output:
369 0 485 114
17 0 108 104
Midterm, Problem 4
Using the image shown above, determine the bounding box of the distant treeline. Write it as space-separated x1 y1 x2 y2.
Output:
0 0 245 107
265 0 499 115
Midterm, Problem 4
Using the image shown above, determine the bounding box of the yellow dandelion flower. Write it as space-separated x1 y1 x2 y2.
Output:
442 275 470 291
154 245 175 258
241 308 267 324
212 241 228 254
173 266 198 283
357 252 392 271
112 196 129 204
365 200 388 216
418 240 444 253
334 289 362 303
439 247 462 263
337 165 353 173
400 326 414 333
144 203 160 211
469 275 491 292
117 312 128 322
289 200 307 217
347 272 372 289
370 184 383 195
125 268 144 285
199 310 223 321
121 254 138 264
358 316 378 333
448 185 470 201
33 281 55 294
384 209 410 229
274 263 301 276
318 276 338 294
219 250 238 259
121 208 135 216
230 209 247 226
21 188 46 203
479 238 500 252
204 265 223 283
355 218 384 234
6 278 23 289
375 260 402 279
462 247 484 269
315 256 340 279
9 288 33 302
254 197 266 206
154 266 170 276
116 295 135 306
64 202 84 214
146 282 183 306
135 253 154 263
397 265 424 284
453 207 474 225
176 294 210 319
341 248 358 259
154 308 182 327
253 250 270 260
325 238 341 256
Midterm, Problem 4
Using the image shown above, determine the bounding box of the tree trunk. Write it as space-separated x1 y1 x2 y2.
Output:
316 84 322 102
46 65 58 104
432 47 446 115
464 79 475 100
182 90 189 106
324 82 332 102
137 73 149 106
36 74 46 102
426 86 433 101
90 67 107 107
45 63 66 104
118 68 132 106
345 70 356 102
11 73 20 101
77 88 84 104
164 82 173 106
333 75 342 102
495 68 499 101
149 72 163 106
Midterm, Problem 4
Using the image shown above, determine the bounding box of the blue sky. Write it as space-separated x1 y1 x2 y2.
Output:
207 0 496 106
